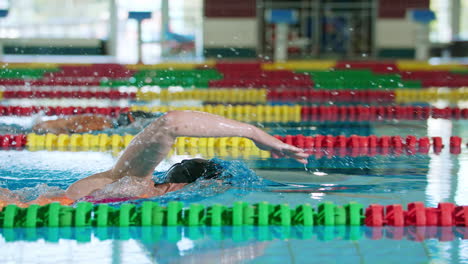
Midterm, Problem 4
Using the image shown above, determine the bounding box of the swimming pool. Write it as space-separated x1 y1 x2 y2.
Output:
1 61 468 263
0 117 467 263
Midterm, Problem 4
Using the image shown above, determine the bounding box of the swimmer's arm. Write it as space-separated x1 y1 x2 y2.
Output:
32 119 72 134
66 115 113 133
111 110 308 180
65 170 115 200
33 115 113 134
65 114 174 200
164 111 309 163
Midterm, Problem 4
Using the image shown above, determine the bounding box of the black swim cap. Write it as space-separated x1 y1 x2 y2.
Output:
116 111 159 127
165 159 220 183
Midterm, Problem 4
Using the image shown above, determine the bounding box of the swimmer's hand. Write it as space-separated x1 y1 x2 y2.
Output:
253 135 309 164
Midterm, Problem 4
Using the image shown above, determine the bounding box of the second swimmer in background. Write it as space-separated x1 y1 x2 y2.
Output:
32 111 162 134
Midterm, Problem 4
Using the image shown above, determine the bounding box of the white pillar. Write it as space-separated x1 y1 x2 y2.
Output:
415 22 430 60
451 0 461 41
274 23 288 62
108 0 118 58
160 0 169 57
137 21 143 63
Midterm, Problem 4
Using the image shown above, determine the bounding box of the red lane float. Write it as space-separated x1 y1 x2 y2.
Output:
335 61 399 73
301 106 468 121
0 133 464 156
0 134 26 148
220 70 309 80
2 105 468 122
214 62 309 87
215 62 262 72
0 106 129 117
1 90 135 99
210 66 314 88
274 135 462 149
0 78 102 86
0 135 464 157
209 79 314 89
274 135 463 155
365 203 468 227
400 71 468 88
291 147 459 158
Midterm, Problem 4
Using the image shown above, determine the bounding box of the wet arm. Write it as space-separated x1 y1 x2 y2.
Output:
66 115 113 133
165 111 309 163
111 110 308 179
32 119 72 134
33 115 113 134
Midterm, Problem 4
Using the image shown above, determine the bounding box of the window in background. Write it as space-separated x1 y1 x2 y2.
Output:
166 0 202 59
430 0 451 43
0 0 202 60
0 0 109 39
116 0 202 63
0 0 9 9
116 0 162 63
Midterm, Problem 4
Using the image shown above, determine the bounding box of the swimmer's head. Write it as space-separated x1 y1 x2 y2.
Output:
164 158 220 183
116 111 158 127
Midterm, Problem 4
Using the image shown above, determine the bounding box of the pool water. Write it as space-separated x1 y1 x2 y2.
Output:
0 116 467 263
1 226 466 264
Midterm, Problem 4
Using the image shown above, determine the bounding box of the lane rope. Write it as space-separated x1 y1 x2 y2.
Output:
0 201 466 228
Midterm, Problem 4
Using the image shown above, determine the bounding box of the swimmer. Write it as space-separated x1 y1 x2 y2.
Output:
1 110 308 206
32 111 160 134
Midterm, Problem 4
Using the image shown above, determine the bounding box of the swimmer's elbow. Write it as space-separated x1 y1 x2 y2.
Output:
32 123 46 133
155 110 182 136
65 185 85 200
164 110 184 122
146 110 190 139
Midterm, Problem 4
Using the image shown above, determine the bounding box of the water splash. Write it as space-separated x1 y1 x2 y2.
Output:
87 176 155 200
11 184 65 203
211 158 265 188
150 158 267 204
3 159 268 204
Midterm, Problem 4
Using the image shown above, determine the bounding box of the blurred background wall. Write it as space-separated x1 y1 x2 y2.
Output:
0 0 465 62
